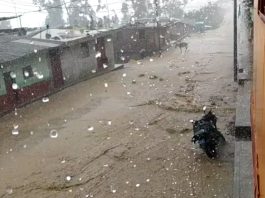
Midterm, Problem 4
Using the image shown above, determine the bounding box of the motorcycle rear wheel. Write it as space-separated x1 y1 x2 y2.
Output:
205 145 217 159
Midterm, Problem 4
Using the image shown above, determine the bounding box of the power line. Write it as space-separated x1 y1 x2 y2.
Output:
0 1 39 8
0 2 133 15
0 0 127 15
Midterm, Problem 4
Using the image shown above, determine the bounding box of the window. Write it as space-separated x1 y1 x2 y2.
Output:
80 42 90 58
138 29 145 39
23 66 34 79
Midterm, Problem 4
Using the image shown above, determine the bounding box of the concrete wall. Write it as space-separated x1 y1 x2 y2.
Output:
237 0 253 80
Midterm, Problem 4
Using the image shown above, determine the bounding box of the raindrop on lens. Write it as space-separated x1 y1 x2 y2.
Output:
12 125 19 136
66 176 71 181
95 52 101 58
12 83 18 90
42 97 49 103
50 129 58 138
24 71 29 77
10 72 16 78
37 73 44 79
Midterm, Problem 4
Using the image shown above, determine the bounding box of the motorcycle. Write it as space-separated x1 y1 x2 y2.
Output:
191 107 226 158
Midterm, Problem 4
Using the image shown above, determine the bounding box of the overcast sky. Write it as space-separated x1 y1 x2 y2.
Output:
0 0 217 28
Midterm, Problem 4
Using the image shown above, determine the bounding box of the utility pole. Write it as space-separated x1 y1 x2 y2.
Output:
154 0 161 54
234 0 238 82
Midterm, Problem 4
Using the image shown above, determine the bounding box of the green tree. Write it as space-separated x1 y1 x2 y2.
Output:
185 2 224 29
131 0 149 19
121 1 130 24
33 0 64 28
68 0 96 29
161 0 185 19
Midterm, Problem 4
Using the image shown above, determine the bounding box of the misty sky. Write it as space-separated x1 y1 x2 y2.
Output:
0 0 217 28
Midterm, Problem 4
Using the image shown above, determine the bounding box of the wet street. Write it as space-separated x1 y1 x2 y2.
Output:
0 2 236 198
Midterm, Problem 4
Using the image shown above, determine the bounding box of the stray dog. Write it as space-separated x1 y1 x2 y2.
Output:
175 42 188 53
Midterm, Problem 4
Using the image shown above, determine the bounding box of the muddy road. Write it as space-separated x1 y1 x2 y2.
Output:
0 2 236 198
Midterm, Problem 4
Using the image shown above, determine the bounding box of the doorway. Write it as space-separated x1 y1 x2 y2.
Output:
49 49 64 89
95 37 108 70
3 72 18 107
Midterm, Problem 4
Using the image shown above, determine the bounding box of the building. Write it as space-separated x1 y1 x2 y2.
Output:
32 28 115 86
113 20 194 63
0 28 116 115
0 35 60 114
113 23 169 63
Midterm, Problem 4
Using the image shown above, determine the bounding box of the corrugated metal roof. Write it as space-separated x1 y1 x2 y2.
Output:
13 39 59 47
0 28 117 64
0 37 60 63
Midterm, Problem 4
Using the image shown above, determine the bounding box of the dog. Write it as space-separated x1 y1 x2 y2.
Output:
175 42 188 52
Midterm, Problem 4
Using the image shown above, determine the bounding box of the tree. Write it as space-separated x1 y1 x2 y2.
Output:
111 12 119 26
103 16 111 28
97 18 104 28
33 0 64 28
185 3 224 29
161 0 185 19
68 0 96 29
131 0 149 19
121 2 130 24
0 20 11 29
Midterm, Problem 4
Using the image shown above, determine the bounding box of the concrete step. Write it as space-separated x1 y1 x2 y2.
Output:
233 141 254 198
235 81 251 139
